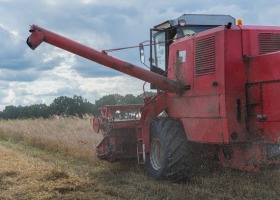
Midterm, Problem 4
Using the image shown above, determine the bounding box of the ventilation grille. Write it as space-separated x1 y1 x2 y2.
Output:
195 36 216 76
259 33 280 54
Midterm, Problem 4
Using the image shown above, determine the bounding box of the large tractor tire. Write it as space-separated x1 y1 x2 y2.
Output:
145 117 190 182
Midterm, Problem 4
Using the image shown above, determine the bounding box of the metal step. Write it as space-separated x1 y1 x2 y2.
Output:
137 139 145 164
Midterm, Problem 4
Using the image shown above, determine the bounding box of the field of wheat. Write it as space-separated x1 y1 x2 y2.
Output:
1 117 280 199
0 117 103 163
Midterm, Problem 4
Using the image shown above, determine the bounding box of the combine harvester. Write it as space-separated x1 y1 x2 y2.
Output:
27 14 280 182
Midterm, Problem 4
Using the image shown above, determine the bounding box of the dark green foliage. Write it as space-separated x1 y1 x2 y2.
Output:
92 93 145 115
0 104 49 119
0 92 155 119
93 94 124 114
49 95 94 117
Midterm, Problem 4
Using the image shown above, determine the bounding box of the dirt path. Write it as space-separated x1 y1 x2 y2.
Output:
0 145 109 200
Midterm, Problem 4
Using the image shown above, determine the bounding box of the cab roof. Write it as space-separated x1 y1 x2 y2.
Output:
154 14 236 29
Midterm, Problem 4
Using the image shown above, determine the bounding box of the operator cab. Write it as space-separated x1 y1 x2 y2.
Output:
150 14 236 78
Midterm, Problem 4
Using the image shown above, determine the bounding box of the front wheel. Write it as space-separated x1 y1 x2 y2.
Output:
145 117 189 182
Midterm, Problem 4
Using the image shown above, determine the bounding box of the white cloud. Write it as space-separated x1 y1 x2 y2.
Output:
257 5 280 26
2 89 16 105
189 4 249 19
1 0 280 111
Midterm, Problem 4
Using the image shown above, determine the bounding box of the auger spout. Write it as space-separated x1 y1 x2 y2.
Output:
27 25 186 93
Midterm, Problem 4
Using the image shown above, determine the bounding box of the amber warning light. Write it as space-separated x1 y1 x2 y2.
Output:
237 19 243 25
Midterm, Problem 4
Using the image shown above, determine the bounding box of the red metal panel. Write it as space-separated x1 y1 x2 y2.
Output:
247 51 280 143
110 121 140 129
169 94 220 118
167 26 227 144
246 84 262 138
241 29 259 56
218 143 266 171
223 28 248 142
140 92 168 152
261 83 280 142
193 30 225 96
249 52 280 83
219 94 226 117
224 95 247 141
224 29 247 95
181 118 224 143
100 104 143 112
240 25 280 57
96 128 137 162
262 82 280 122
168 35 194 94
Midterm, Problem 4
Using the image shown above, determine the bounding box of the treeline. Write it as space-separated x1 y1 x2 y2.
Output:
0 93 154 120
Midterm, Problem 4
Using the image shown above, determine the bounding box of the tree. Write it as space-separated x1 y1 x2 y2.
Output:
49 95 94 117
49 96 72 116
1 105 19 119
93 94 124 114
0 93 151 119
123 94 137 104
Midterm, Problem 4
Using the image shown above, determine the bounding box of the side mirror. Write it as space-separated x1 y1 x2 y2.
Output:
139 43 145 64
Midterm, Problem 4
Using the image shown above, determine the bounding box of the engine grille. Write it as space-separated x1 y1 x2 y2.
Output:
259 33 280 54
195 36 216 76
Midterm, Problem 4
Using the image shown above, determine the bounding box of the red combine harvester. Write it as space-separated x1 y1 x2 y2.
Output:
27 14 280 182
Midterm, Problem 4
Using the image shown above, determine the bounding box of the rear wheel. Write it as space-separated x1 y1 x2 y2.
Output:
145 117 189 182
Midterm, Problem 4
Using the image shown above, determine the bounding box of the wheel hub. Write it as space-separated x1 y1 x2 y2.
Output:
150 139 162 170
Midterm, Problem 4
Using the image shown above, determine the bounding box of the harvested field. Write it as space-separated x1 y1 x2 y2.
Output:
0 118 280 199
0 145 98 200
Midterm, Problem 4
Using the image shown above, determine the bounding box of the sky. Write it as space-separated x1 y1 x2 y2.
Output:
0 0 280 110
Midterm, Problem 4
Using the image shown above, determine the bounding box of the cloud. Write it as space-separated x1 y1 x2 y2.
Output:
0 69 39 82
0 0 280 111
256 4 280 26
0 25 26 70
